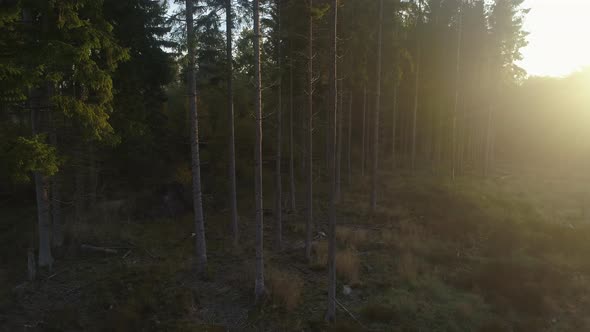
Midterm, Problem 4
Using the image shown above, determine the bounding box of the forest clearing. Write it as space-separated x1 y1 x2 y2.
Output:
2 0 590 330
4 167 590 331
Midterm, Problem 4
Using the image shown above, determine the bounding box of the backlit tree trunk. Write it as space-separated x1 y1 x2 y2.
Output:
336 81 343 202
226 0 239 247
371 0 383 212
305 0 314 261
288 39 296 212
361 85 367 176
274 0 283 251
411 1 422 170
347 92 352 185
253 0 266 301
451 3 463 180
326 0 337 322
391 18 399 170
185 0 207 277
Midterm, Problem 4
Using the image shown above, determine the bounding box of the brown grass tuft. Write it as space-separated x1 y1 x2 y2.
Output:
336 249 360 284
381 220 428 254
310 241 328 269
268 268 304 311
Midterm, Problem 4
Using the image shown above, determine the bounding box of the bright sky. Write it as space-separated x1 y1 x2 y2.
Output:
519 0 590 77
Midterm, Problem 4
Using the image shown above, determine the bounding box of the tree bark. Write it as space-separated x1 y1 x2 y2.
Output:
451 4 463 180
226 0 239 247
392 19 399 170
75 164 85 222
411 0 422 170
288 38 296 212
361 85 366 176
49 109 63 247
253 0 266 302
88 144 97 211
371 0 383 212
305 0 314 261
274 0 283 251
326 0 337 322
346 92 352 185
31 105 53 269
24 7 52 269
185 0 207 277
392 83 398 169
335 81 343 202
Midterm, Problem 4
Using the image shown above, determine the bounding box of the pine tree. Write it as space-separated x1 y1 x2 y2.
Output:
185 0 208 277
226 0 240 247
371 0 384 212
326 0 337 322
253 0 266 302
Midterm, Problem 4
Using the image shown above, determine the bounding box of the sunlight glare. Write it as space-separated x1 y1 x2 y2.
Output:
519 0 590 77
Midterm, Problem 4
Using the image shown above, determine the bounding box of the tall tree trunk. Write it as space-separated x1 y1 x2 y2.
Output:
392 82 398 169
274 0 283 251
325 102 330 173
88 143 97 210
371 0 383 212
50 175 62 247
391 19 399 170
253 0 265 301
74 164 85 222
361 85 367 177
301 105 306 179
411 0 422 170
335 81 343 202
288 39 296 212
31 101 53 269
186 0 207 277
451 4 463 180
326 0 337 322
346 92 352 185
34 170 52 268
49 110 63 247
305 0 314 261
226 0 239 247
24 8 52 269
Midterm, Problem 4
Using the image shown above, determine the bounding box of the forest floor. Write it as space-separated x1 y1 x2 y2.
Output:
3 167 590 331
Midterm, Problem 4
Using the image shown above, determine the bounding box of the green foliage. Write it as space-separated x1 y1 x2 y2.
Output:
4 135 60 182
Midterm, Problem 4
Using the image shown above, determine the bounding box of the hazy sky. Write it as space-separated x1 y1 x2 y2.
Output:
167 0 588 78
519 0 590 77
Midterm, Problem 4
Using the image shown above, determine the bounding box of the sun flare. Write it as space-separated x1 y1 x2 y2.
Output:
519 0 590 77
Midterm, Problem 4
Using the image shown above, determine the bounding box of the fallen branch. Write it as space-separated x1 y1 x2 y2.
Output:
81 244 118 254
122 249 132 259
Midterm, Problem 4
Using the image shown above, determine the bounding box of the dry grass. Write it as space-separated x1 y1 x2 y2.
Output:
268 268 304 311
336 249 360 285
310 241 328 269
311 243 361 284
335 226 369 248
381 220 428 254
